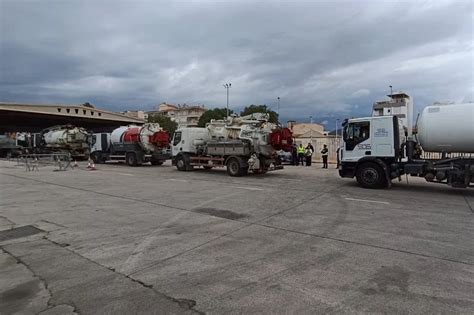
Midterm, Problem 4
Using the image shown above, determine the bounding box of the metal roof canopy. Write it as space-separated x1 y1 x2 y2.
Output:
0 102 144 133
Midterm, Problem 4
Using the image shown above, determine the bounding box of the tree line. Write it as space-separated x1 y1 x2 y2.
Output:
147 104 279 136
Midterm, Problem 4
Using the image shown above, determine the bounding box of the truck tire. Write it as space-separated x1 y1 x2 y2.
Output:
176 155 186 171
126 152 138 166
226 157 243 177
176 154 193 171
356 162 387 189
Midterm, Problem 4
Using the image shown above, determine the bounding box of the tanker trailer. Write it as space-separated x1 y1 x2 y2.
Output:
416 103 474 153
90 123 171 166
40 125 91 159
339 102 474 189
171 113 294 176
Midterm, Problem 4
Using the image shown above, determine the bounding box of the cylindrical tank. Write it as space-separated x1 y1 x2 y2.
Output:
205 113 294 155
43 126 89 146
417 103 474 153
110 123 169 152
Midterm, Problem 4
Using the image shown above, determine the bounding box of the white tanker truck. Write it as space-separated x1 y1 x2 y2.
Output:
338 102 474 188
171 113 293 176
90 123 171 166
39 125 91 159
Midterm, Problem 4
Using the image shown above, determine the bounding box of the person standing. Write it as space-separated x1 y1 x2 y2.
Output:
297 144 305 166
291 144 298 166
305 144 313 166
321 144 328 168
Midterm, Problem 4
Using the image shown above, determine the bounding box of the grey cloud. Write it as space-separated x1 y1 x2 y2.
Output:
0 0 472 124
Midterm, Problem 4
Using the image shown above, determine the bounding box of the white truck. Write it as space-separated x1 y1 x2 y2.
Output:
39 125 91 159
338 102 474 189
171 113 293 176
90 123 171 166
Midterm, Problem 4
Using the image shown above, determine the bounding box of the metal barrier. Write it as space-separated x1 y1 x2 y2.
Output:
16 153 73 171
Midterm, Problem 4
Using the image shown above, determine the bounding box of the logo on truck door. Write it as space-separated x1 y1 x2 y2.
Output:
374 128 389 137
357 143 372 150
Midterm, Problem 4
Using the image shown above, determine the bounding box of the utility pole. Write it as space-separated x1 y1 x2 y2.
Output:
335 118 340 169
389 85 393 98
277 97 280 119
310 115 313 143
223 83 231 119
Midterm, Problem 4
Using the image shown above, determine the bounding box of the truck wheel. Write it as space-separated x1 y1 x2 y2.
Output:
176 155 186 171
356 162 387 189
227 157 243 177
151 160 164 166
176 154 193 171
126 152 138 166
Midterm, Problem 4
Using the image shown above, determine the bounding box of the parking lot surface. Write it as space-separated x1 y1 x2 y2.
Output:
1 160 473 314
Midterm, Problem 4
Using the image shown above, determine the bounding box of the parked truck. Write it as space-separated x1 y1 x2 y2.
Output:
171 113 293 176
0 135 21 158
338 102 474 189
90 123 170 166
39 125 91 159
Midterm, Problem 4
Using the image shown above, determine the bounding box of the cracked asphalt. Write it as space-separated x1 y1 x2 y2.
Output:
0 159 473 314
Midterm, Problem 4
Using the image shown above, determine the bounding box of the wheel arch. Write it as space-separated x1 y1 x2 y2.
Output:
356 157 392 188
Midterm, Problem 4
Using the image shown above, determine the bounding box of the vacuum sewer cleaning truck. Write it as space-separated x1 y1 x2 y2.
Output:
338 101 474 189
90 123 170 166
171 113 293 176
40 125 91 159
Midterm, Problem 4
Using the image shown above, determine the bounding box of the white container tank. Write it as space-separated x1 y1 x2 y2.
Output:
417 103 474 153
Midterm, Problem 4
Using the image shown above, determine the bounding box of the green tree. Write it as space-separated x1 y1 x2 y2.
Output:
240 104 279 123
147 114 178 136
197 108 233 127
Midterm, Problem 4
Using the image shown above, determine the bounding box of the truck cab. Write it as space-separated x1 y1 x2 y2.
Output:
339 115 404 188
171 128 210 158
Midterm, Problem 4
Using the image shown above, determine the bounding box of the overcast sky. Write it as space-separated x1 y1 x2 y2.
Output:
1 0 472 125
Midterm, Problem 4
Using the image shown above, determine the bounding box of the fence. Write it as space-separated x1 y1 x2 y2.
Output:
16 153 73 171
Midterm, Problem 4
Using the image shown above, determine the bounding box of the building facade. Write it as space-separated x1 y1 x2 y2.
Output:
289 122 339 163
372 92 411 127
148 103 206 127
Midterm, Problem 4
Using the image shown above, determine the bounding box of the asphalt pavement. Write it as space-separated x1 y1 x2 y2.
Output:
1 159 473 314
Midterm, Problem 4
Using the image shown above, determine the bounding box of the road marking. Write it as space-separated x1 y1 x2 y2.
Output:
233 186 265 191
117 173 134 176
169 178 188 182
344 197 390 205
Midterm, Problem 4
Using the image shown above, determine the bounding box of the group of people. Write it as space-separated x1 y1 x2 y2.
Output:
291 143 329 168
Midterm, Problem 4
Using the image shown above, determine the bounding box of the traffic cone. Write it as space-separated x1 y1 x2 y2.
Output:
87 158 92 168
89 162 96 171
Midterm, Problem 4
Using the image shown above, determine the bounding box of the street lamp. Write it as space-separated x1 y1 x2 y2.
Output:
335 118 340 169
277 97 280 118
223 83 231 119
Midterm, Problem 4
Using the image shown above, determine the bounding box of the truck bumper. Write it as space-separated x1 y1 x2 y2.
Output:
339 162 356 178
151 149 171 162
